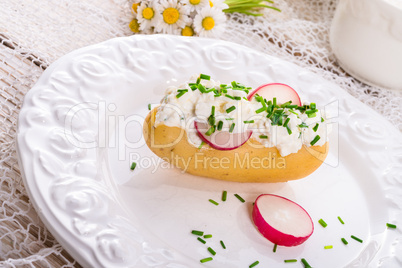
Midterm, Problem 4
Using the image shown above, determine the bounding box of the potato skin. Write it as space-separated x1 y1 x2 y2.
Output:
144 108 328 183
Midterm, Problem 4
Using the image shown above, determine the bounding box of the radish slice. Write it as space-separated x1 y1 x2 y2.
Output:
194 121 252 151
248 83 301 106
252 194 314 247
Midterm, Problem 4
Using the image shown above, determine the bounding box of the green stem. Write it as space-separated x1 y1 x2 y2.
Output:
223 0 281 15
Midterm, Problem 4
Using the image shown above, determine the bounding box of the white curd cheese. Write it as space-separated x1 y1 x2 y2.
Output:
155 75 330 156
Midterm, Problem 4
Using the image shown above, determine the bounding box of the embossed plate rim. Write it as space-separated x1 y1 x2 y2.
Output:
16 35 402 268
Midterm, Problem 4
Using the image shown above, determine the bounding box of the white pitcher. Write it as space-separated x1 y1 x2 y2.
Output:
330 0 402 90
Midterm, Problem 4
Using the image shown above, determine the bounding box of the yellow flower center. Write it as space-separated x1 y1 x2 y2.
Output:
202 17 215 30
181 26 194 36
142 7 154 20
129 19 140 33
190 0 201 5
132 3 139 13
163 7 180 24
209 1 213 7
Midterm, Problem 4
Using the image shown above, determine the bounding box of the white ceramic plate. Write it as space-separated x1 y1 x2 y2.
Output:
17 35 402 268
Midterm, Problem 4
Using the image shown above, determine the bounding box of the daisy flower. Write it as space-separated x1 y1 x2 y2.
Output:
137 1 161 31
181 0 210 13
193 7 226 37
208 0 229 10
155 0 191 35
129 18 141 33
131 0 141 15
181 22 195 36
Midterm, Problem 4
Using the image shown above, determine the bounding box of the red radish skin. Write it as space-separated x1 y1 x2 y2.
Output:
252 194 314 247
247 83 302 106
194 121 252 151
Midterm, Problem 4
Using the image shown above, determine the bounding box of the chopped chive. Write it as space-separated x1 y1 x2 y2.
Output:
288 109 299 115
211 105 215 115
208 199 219 206
341 238 348 245
351 235 363 243
274 108 284 114
310 135 321 146
191 230 204 236
301 258 311 268
148 104 151 110
243 120 254 124
273 244 278 252
233 96 242 100
234 193 245 203
387 223 397 229
225 118 234 120
203 234 212 239
130 162 137 170
324 245 333 249
200 257 213 263
190 84 198 91
313 123 319 132
259 135 268 139
280 101 292 108
283 117 291 128
205 126 215 136
338 216 345 224
273 97 277 106
278 115 283 126
222 190 227 201
231 81 238 88
197 237 206 244
305 109 318 114
217 121 223 131
197 84 206 93
310 103 316 110
318 218 327 228
266 111 273 119
321 117 325 122
204 87 216 93
208 115 215 126
286 125 292 135
267 103 273 112
307 112 317 118
198 141 205 149
229 123 235 133
284 259 297 263
249 261 259 267
220 84 227 88
225 94 235 100
226 106 236 113
299 122 308 128
207 247 216 256
287 105 299 109
176 90 188 98
200 74 210 80
220 240 226 249
255 106 266 114
196 77 201 84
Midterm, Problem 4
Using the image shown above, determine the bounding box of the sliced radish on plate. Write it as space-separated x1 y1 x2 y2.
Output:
252 194 314 247
194 121 252 151
248 83 301 106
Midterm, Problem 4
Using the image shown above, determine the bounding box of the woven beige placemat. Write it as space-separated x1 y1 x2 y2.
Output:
0 0 400 267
